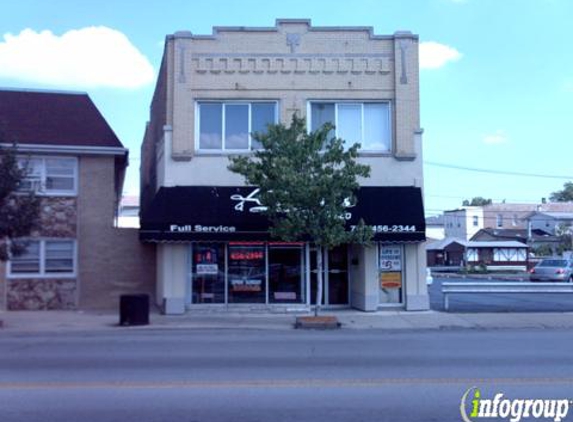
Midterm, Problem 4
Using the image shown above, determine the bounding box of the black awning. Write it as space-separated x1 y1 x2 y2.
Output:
140 186 426 243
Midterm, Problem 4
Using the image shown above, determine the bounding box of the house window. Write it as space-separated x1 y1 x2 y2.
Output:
197 102 277 151
18 157 77 195
9 239 76 277
512 214 518 226
473 216 479 227
496 214 503 228
309 102 391 152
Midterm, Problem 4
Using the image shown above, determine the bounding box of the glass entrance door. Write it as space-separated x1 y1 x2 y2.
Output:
327 245 349 305
310 245 349 306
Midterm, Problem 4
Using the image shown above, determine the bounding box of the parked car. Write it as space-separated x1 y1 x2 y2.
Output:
529 258 573 282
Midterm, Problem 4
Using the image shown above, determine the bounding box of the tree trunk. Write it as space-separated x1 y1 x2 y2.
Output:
315 245 323 316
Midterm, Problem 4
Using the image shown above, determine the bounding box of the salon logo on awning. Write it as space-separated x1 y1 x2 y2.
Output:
230 188 355 219
231 189 267 213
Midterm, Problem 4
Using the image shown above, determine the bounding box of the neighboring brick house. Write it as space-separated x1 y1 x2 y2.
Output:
140 20 427 313
0 88 155 310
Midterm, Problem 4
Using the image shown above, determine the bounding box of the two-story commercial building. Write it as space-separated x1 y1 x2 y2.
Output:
140 20 428 313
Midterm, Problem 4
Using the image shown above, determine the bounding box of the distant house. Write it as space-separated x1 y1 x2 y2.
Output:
427 238 529 271
118 195 140 228
0 88 155 311
525 211 573 236
481 204 539 230
425 215 445 241
443 207 483 240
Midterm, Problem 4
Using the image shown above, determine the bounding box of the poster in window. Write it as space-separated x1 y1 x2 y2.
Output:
379 246 402 272
380 272 402 289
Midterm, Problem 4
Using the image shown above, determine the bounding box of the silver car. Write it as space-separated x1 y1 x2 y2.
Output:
529 258 573 282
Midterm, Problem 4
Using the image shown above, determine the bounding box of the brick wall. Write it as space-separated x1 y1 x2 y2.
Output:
79 228 155 310
78 156 155 309
4 194 78 310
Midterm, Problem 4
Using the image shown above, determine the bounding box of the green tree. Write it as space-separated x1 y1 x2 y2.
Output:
550 182 573 202
462 197 492 206
555 223 573 254
229 115 372 315
0 143 41 261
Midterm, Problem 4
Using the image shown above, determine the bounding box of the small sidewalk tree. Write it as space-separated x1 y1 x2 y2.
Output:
229 115 372 315
0 143 40 261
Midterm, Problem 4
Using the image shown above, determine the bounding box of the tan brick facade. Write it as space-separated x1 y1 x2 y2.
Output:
142 20 423 197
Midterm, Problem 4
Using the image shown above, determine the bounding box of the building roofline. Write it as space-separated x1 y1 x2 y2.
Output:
0 86 87 96
1 143 128 157
168 18 417 41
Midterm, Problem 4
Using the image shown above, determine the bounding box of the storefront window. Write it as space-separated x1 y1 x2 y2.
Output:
227 243 266 303
192 243 225 303
379 245 403 305
269 245 304 303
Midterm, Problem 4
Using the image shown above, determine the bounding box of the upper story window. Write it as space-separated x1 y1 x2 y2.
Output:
473 216 479 227
496 214 504 228
308 101 391 152
197 101 278 152
8 239 76 277
18 156 77 196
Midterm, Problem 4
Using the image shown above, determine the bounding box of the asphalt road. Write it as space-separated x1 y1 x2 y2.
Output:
2 328 573 422
430 276 573 312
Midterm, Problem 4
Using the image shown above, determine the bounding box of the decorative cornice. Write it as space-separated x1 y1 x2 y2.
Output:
191 56 392 75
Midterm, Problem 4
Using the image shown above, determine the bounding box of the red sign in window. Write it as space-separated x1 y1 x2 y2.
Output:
229 251 264 261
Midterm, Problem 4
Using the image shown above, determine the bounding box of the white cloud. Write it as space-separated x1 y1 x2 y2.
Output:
0 26 155 89
483 130 508 145
419 41 462 69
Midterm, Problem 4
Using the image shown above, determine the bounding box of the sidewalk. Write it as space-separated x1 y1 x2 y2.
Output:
2 308 573 333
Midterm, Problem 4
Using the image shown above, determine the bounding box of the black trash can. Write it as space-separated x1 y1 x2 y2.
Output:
119 294 149 326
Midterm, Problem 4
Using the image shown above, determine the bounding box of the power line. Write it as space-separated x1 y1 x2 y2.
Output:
424 161 573 180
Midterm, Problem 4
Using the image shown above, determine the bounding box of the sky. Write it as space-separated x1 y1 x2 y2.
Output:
1 0 572 217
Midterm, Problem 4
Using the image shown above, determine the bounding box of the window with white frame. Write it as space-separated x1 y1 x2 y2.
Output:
18 157 77 195
309 102 391 152
496 214 503 228
197 101 277 151
9 239 76 276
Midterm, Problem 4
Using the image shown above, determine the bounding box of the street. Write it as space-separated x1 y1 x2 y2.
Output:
430 276 573 312
2 328 573 421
